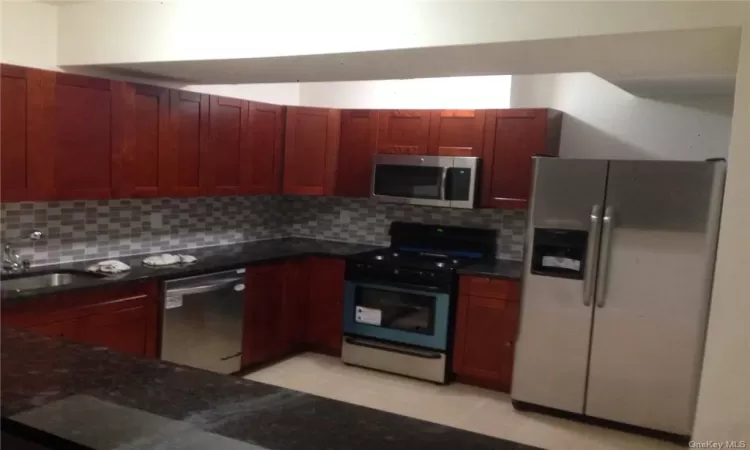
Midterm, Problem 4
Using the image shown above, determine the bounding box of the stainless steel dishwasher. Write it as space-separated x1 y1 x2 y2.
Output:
161 269 245 374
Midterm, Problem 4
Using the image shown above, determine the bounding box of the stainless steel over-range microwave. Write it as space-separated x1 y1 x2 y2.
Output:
370 154 480 209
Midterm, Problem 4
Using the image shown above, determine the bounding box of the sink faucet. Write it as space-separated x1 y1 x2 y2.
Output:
2 231 43 272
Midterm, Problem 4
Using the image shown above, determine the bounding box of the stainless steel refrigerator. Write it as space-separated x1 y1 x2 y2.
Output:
511 157 726 436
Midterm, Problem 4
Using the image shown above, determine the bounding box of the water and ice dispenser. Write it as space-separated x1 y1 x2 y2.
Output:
530 229 588 280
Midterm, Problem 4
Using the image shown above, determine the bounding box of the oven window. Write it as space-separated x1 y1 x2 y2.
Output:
354 286 436 335
373 165 443 199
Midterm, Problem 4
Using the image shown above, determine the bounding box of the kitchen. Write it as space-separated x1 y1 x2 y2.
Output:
1 2 749 450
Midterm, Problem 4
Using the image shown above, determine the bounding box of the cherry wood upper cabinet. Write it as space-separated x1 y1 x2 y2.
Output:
53 72 125 200
162 91 209 197
112 84 169 198
283 107 341 195
306 257 346 356
205 95 248 196
481 109 562 209
377 110 431 155
429 110 486 157
0 65 55 202
335 110 378 197
243 101 284 194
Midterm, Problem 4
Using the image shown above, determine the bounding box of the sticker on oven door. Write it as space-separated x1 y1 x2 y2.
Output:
355 306 382 326
165 296 183 309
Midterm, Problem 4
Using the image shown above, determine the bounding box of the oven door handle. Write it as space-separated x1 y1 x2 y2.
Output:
345 337 442 359
347 280 445 293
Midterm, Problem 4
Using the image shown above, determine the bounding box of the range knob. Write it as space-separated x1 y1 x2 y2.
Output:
436 262 445 268
374 255 384 261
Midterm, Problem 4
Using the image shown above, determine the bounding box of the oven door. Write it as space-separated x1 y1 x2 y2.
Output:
343 281 451 350
371 155 452 207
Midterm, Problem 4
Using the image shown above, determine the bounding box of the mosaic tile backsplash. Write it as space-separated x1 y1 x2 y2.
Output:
284 196 527 260
1 196 526 266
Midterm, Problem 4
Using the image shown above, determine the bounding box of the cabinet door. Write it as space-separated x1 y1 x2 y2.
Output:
283 107 340 195
452 294 519 391
306 257 345 356
242 264 285 366
280 259 309 355
206 95 248 195
162 91 209 197
1 65 55 202
113 84 169 198
481 109 560 209
243 102 284 194
1 282 159 357
377 110 431 154
27 319 77 340
53 73 123 200
74 296 158 357
335 110 378 197
429 110 485 156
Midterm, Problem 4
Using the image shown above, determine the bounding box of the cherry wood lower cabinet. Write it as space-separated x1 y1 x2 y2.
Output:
452 276 521 392
242 257 347 367
242 263 286 366
305 257 346 356
242 261 309 367
1 282 159 358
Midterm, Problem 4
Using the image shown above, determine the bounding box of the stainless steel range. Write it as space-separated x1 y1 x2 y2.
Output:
342 222 496 383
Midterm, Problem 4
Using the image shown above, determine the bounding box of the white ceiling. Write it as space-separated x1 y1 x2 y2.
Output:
74 27 740 96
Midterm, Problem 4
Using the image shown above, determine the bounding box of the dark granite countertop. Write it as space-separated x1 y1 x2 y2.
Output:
458 259 524 280
1 238 381 306
1 328 538 450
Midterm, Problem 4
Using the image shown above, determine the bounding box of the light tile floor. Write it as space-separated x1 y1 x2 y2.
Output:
244 353 683 450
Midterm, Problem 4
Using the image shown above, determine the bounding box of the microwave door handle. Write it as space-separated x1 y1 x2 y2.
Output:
440 168 449 200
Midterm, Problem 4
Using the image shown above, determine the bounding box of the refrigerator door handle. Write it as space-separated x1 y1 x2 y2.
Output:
596 205 615 308
583 204 602 306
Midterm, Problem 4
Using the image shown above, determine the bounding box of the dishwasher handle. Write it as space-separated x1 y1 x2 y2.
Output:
166 278 244 296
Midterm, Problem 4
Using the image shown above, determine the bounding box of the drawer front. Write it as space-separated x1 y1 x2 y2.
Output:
459 276 519 301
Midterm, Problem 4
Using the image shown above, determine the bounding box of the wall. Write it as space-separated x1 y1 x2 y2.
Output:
1 1 58 69
285 197 526 261
298 76 510 109
0 197 286 266
56 1 746 66
511 72 734 160
179 83 300 106
0 196 526 266
693 26 750 442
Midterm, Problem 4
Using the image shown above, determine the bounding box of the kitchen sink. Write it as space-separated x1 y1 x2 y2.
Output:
1 270 104 292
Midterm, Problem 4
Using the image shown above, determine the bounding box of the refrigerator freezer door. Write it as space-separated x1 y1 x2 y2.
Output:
586 160 725 435
512 157 608 413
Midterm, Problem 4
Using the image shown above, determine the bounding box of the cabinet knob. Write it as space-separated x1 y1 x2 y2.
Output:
504 341 512 347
